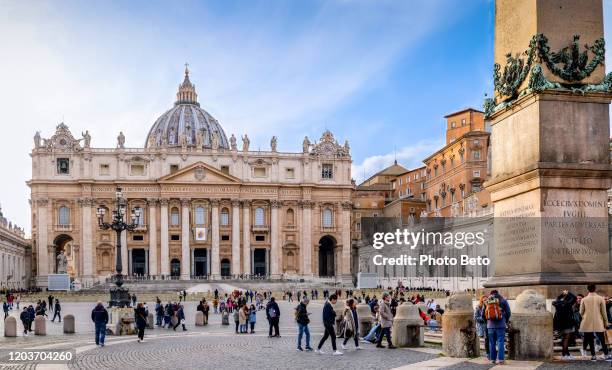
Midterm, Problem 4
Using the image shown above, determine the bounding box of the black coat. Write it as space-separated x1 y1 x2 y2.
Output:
91 305 109 325
135 307 147 329
322 301 336 326
295 303 310 325
553 292 576 331
266 301 280 320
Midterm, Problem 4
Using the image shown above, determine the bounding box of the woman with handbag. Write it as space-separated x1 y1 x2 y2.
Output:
134 303 148 343
341 299 361 350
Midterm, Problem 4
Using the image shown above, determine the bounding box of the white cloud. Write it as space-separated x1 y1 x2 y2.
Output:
352 139 443 184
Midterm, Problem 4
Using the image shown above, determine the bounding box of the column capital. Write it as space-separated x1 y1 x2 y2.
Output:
210 198 220 207
231 199 242 208
77 197 95 207
270 199 282 208
159 198 170 206
180 198 191 207
241 199 251 208
299 200 314 209
146 198 159 207
36 199 49 207
341 201 353 211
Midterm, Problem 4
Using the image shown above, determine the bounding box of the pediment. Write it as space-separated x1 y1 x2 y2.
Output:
158 162 240 184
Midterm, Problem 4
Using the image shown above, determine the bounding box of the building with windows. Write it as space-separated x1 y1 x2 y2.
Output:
29 68 353 287
0 206 31 289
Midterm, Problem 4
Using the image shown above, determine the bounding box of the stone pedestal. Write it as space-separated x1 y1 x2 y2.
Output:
507 290 553 361
442 293 479 358
195 312 205 326
63 314 75 334
356 303 372 335
391 304 424 347
221 311 229 325
4 317 16 337
147 313 154 329
106 307 135 335
34 316 46 336
484 0 612 298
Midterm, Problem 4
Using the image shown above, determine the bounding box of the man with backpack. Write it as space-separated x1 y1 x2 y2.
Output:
295 296 313 351
266 297 280 337
484 289 511 365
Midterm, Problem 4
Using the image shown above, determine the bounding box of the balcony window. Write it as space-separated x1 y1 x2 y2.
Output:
322 208 333 228
58 206 70 226
286 209 295 225
220 208 230 226
473 151 481 160
170 207 180 226
133 206 144 225
254 207 265 226
321 164 333 179
195 206 206 225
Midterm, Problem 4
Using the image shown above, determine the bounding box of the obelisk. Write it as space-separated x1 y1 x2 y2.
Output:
484 0 612 298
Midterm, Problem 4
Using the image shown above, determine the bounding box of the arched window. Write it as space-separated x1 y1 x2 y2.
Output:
58 206 70 226
195 206 206 225
254 207 264 226
220 208 230 226
322 208 333 228
286 209 295 225
170 207 180 226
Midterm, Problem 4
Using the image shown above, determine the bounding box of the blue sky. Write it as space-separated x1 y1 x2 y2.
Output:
0 0 610 232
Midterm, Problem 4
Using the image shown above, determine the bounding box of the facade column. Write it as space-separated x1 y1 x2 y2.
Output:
231 199 241 277
80 198 94 286
242 200 251 276
159 199 169 276
147 198 158 277
180 198 191 280
211 199 220 279
300 200 313 276
36 199 49 287
270 200 280 278
341 201 352 280
120 230 128 276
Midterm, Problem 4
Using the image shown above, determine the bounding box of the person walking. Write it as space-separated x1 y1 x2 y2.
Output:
579 284 611 361
553 290 577 360
131 294 137 307
91 302 109 347
316 294 342 355
474 295 489 357
376 292 396 349
341 298 361 350
233 307 240 333
362 304 381 343
51 299 62 322
248 304 257 333
484 289 511 365
135 302 148 342
20 307 30 336
164 302 173 329
3 300 8 320
173 304 187 331
16 295 20 310
296 296 313 351
266 297 281 337
27 305 35 332
47 295 54 312
155 299 163 327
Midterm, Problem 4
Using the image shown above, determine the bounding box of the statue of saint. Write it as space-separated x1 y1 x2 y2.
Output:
211 132 219 150
179 133 187 150
302 136 310 153
147 134 156 148
270 136 277 152
168 127 176 144
34 131 41 149
229 134 237 151
242 134 250 152
56 251 68 274
196 129 204 148
117 131 125 149
82 130 91 148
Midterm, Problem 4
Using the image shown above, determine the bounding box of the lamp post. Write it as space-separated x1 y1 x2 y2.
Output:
97 186 140 308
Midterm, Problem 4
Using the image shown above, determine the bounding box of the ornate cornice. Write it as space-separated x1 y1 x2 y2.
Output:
241 199 251 208
77 197 95 207
298 200 314 209
36 199 49 207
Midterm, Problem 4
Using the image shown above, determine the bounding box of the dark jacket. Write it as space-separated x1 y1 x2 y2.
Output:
295 303 310 325
322 301 336 326
27 307 35 320
91 304 109 325
266 300 280 320
54 302 61 312
20 310 29 323
553 292 577 331
135 306 147 329
177 307 185 321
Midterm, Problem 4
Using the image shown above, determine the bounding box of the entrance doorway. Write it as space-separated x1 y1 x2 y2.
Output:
131 249 146 275
170 258 180 277
253 249 267 276
194 249 208 277
220 258 231 277
318 236 336 277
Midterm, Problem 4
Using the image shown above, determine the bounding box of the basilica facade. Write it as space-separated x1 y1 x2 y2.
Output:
29 68 354 288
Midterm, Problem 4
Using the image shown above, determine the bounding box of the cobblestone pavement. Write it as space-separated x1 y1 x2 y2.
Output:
1 300 611 369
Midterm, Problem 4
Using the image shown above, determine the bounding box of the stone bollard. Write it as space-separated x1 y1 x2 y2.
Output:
147 313 154 329
356 303 372 335
34 316 46 336
392 304 424 347
507 289 552 361
221 311 229 325
63 314 75 334
195 311 205 326
442 293 479 358
4 316 17 337
333 300 345 337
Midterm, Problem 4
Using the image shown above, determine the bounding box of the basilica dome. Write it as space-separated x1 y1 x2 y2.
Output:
145 67 229 149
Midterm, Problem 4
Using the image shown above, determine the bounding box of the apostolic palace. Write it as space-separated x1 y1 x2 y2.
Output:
28 67 354 288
